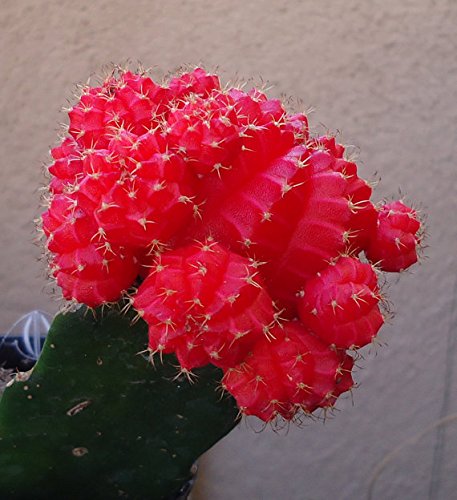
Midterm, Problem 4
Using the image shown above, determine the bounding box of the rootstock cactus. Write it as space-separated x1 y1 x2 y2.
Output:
39 66 423 422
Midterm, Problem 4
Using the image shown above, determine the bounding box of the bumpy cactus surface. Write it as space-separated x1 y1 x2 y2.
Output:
38 66 422 419
0 66 422 498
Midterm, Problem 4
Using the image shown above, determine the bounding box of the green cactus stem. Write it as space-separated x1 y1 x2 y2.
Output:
0 306 239 499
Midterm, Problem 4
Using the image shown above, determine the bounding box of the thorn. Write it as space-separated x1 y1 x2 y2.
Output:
211 163 232 178
97 241 117 256
273 308 287 325
347 198 370 213
248 258 266 269
137 217 156 230
227 294 240 304
262 323 276 340
342 229 358 244
91 227 107 242
229 330 250 347
251 374 267 390
127 188 138 199
120 297 134 315
157 288 178 301
184 297 204 312
198 237 217 252
196 312 212 326
294 382 312 396
72 264 85 274
192 201 205 219
146 239 168 255
153 180 166 191
330 300 343 314
244 269 262 288
296 158 309 169
261 211 272 222
149 344 166 365
178 195 195 204
394 237 407 249
351 291 369 307
162 317 177 335
281 181 304 197
209 349 222 361
172 368 197 384
190 261 208 276
131 310 145 325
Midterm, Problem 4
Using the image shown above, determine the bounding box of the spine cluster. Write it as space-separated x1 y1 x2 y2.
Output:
40 67 423 422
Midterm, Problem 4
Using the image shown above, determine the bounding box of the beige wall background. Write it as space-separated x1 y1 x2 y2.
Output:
1 1 456 498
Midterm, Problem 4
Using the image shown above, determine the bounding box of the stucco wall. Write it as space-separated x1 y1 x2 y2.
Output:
1 1 456 499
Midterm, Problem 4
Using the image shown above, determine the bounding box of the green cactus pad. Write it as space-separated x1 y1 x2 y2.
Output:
0 307 239 499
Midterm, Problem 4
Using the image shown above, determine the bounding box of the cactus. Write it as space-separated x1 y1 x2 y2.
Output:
222 322 353 421
0 65 423 498
133 241 277 371
297 256 385 349
0 307 239 499
366 200 422 272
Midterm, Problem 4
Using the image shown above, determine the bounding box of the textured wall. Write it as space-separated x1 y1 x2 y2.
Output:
1 1 456 499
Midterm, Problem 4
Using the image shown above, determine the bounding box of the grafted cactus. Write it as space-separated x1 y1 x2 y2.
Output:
0 66 422 498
